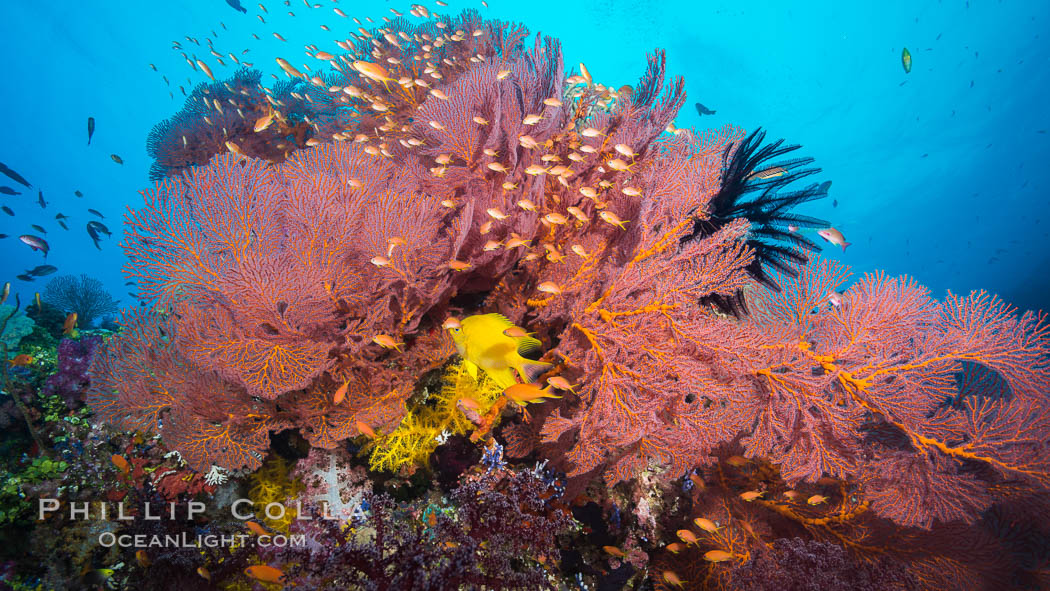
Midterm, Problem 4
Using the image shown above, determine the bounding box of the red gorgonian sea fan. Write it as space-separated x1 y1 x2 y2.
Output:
89 9 1050 536
88 16 568 471
86 306 282 472
516 244 1050 528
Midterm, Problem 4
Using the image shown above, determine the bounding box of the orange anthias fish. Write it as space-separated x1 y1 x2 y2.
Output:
355 421 376 438
807 494 830 505
502 326 531 339
275 57 304 78
244 565 285 583
503 383 561 405
353 60 395 89
225 141 245 156
689 473 706 491
111 454 130 475
8 354 34 367
546 376 575 393
254 112 275 132
704 549 735 562
739 490 764 502
333 381 349 405
457 397 480 411
62 312 78 336
372 334 403 351
662 570 686 588
693 517 720 533
676 529 699 545
196 59 215 81
602 545 626 558
598 210 629 229
579 62 593 87
537 281 562 295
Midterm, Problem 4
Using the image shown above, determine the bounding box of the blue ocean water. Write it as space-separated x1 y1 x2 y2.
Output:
0 0 1047 317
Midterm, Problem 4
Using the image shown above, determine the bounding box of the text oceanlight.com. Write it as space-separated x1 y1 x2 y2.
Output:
38 498 336 549
96 532 306 548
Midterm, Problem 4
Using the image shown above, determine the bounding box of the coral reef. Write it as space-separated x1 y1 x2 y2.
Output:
724 537 919 591
248 456 303 533
86 306 279 472
368 360 504 472
33 7 1049 591
41 274 117 328
284 468 575 589
0 304 34 349
41 336 102 408
108 491 257 591
291 447 371 521
23 301 65 345
146 67 344 180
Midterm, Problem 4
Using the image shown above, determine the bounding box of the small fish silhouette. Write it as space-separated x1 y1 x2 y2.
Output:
87 117 96 145
27 265 57 277
695 102 716 116
87 220 111 236
86 223 103 250
0 161 30 187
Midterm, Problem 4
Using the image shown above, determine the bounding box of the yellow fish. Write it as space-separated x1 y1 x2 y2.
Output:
445 314 551 388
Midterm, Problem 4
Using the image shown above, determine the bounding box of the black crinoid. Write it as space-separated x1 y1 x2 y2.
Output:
684 128 830 317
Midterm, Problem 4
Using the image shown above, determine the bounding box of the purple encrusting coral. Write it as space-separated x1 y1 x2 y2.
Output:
282 469 574 589
42 336 103 408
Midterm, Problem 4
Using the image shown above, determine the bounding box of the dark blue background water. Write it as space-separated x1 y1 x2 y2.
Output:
1 0 1047 322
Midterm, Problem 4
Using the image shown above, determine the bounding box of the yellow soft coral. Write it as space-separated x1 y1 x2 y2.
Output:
367 360 504 472
247 456 303 534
